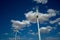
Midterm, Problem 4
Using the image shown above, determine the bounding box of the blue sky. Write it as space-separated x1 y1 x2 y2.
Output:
0 0 60 40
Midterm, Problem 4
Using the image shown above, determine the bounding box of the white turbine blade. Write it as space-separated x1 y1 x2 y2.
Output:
36 8 41 40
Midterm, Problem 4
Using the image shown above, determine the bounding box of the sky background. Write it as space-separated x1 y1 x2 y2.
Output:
0 0 60 40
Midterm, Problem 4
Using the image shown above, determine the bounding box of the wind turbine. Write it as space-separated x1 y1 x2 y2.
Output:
14 28 21 40
14 29 18 40
11 28 19 40
36 8 41 40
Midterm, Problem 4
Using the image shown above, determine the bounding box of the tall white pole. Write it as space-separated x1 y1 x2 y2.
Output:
15 32 17 40
15 29 18 40
36 8 41 40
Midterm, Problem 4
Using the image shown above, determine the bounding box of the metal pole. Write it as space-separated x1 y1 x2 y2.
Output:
15 29 18 40
15 32 17 40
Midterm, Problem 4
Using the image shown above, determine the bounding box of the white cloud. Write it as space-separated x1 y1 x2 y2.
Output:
50 18 60 24
40 26 52 33
25 9 56 23
47 9 56 16
58 22 60 25
11 20 30 30
25 11 37 23
40 26 56 33
28 26 56 35
34 0 48 4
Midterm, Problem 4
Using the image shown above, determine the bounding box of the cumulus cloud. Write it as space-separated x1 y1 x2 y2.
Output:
47 9 56 16
25 9 56 23
28 26 56 35
34 0 48 4
25 11 37 23
58 22 60 25
50 18 60 24
11 20 30 30
27 26 56 35
40 26 56 33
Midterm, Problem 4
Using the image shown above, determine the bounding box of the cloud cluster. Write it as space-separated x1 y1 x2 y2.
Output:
28 26 56 35
34 0 48 4
40 26 56 33
25 9 56 23
47 9 56 16
50 18 60 24
11 9 56 30
48 9 60 25
11 20 30 30
58 22 60 25
40 26 52 33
